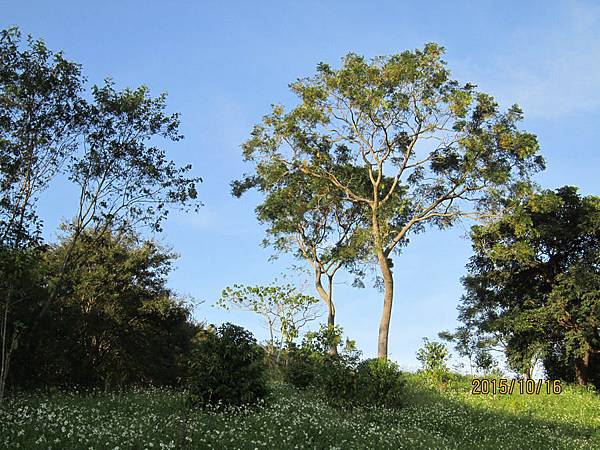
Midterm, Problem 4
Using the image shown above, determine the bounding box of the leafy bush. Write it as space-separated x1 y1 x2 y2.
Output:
310 356 406 408
355 358 405 408
284 327 405 408
416 338 449 372
303 324 344 354
313 354 358 407
283 345 316 389
187 323 268 407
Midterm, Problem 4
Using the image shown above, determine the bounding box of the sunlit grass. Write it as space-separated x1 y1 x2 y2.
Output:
1 376 598 449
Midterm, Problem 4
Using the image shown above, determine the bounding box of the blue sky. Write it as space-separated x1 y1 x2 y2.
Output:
3 0 599 370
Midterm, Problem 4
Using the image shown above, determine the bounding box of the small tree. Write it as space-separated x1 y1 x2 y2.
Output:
35 228 197 389
416 338 449 373
233 169 371 354
218 283 321 359
439 327 504 375
474 350 498 375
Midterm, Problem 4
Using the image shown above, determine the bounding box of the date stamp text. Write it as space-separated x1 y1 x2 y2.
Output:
471 378 562 395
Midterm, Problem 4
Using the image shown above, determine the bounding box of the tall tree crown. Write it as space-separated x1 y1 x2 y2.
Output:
242 43 545 255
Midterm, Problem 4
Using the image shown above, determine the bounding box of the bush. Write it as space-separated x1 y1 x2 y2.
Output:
311 356 406 409
283 345 316 389
314 354 358 407
303 324 344 354
284 327 405 408
187 323 268 407
416 338 449 372
355 358 405 408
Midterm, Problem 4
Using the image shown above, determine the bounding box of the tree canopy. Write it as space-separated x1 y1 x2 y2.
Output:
457 186 600 385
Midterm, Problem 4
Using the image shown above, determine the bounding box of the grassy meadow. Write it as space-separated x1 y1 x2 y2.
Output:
1 375 598 450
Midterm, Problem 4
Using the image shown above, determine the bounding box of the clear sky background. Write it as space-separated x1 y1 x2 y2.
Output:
2 0 599 370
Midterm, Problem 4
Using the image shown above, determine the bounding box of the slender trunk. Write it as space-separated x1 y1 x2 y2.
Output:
326 274 337 355
0 300 9 402
0 286 16 403
377 251 393 360
371 195 394 360
0 317 19 404
575 350 591 386
523 367 532 380
314 270 337 355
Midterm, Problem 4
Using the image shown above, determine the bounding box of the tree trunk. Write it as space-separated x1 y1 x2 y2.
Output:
0 286 16 403
377 251 394 360
523 367 532 380
314 271 337 355
575 350 591 386
0 300 9 403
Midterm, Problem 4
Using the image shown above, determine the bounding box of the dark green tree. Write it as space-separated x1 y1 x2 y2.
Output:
241 44 544 358
11 228 198 389
457 186 599 385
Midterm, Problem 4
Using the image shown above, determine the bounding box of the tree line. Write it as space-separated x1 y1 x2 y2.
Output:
0 27 201 399
1 25 597 403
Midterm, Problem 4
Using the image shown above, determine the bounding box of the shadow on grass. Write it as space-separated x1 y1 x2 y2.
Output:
391 374 600 449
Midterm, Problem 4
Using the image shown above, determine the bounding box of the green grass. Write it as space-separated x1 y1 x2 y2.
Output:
1 375 598 449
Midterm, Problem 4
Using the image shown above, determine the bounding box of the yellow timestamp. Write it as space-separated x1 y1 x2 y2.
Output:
471 378 562 395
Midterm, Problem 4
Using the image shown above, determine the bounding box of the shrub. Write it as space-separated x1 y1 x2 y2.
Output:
355 358 405 408
284 326 405 408
187 323 268 407
283 345 316 389
303 324 344 354
314 354 358 407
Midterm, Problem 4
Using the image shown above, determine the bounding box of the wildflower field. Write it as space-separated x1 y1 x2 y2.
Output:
1 375 598 450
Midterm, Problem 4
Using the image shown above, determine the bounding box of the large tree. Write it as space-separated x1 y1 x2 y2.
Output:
0 27 84 400
457 187 599 385
30 76 202 337
241 44 544 358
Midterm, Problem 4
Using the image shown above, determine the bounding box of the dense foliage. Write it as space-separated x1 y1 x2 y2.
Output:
456 186 600 386
8 230 198 389
283 327 405 408
187 323 268 407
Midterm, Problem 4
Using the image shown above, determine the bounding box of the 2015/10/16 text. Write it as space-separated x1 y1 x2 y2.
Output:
471 379 562 395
